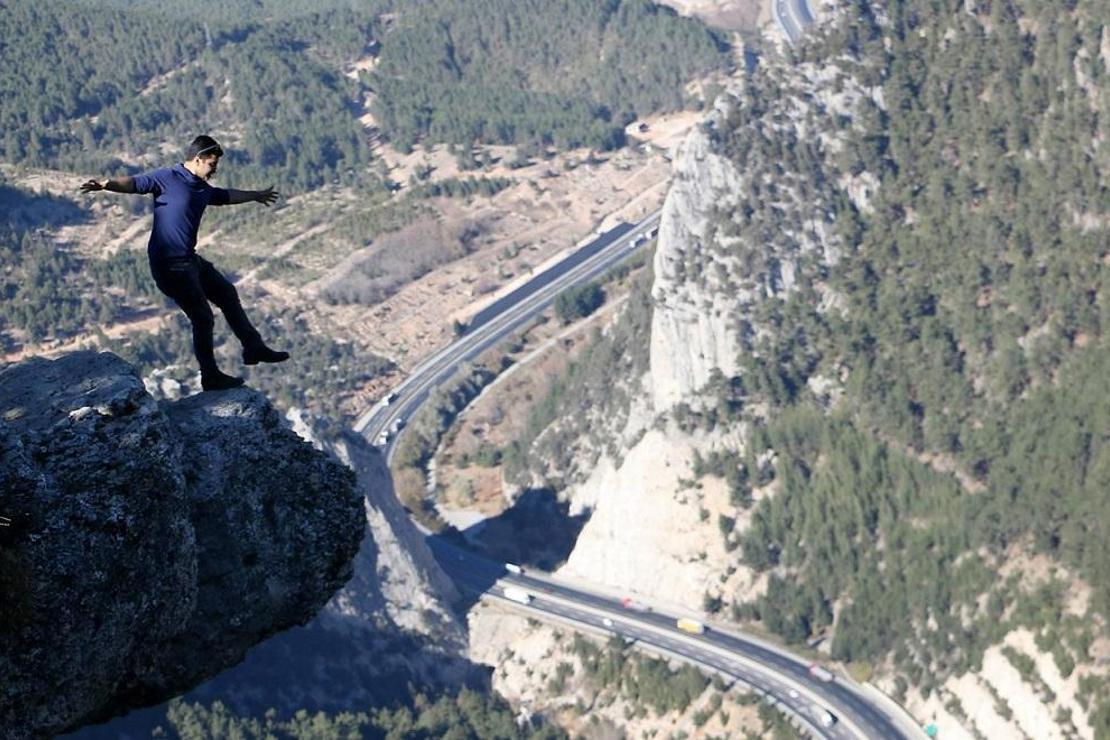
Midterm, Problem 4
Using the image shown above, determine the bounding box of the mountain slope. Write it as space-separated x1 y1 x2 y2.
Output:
512 0 1110 735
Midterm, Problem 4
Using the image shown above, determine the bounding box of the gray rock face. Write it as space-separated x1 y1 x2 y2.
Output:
0 352 364 739
329 430 463 640
650 63 869 410
164 428 477 723
651 121 748 410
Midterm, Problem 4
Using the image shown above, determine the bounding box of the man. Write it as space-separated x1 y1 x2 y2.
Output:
80 135 289 390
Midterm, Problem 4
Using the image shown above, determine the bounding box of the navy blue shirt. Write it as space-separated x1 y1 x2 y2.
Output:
133 163 230 261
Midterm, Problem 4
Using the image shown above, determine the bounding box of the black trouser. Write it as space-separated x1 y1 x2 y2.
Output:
150 255 262 376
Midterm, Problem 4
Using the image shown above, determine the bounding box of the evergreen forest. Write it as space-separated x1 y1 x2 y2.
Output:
0 0 728 187
369 0 729 151
704 0 1110 727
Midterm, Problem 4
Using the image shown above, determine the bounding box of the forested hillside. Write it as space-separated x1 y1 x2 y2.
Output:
81 0 385 23
711 0 1110 728
370 0 729 151
0 1 383 190
1 0 727 184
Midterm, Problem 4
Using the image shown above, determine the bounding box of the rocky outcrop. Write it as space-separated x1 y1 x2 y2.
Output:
326 429 464 641
559 428 763 610
0 352 365 738
650 120 748 410
63 407 477 739
650 60 867 410
565 62 863 604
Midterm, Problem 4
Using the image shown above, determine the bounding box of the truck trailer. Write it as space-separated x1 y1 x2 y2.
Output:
502 585 532 605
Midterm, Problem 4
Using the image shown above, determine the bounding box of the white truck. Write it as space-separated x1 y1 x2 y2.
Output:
502 585 532 605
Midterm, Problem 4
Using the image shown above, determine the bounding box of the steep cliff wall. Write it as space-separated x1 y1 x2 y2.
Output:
649 118 748 410
561 22 873 605
0 352 365 738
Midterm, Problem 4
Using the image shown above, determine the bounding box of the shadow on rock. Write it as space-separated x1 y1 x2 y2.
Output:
455 487 590 571
423 488 590 614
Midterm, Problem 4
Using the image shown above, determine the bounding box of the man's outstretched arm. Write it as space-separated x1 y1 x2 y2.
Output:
221 186 279 206
80 177 136 194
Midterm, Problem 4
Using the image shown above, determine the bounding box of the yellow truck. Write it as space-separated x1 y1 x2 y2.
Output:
676 617 706 635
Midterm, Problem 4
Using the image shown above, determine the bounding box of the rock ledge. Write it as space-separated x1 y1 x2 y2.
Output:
0 352 364 738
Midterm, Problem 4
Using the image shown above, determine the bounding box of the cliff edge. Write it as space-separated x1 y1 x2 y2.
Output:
0 352 365 738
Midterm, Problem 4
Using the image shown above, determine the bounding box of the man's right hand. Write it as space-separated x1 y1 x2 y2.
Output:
80 179 105 193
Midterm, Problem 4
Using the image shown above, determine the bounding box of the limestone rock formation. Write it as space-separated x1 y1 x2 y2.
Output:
326 429 464 642
563 64 860 606
650 117 748 411
0 352 365 738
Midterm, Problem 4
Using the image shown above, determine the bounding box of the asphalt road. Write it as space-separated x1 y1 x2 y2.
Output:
774 0 814 45
352 210 920 738
426 537 916 740
354 214 658 448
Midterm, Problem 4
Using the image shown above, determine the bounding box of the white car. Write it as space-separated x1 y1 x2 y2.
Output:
602 618 614 628
808 663 835 682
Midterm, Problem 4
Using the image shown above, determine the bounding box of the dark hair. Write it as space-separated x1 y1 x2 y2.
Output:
185 135 224 161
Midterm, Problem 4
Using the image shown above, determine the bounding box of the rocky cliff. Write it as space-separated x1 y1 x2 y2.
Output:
648 115 747 410
0 352 365 738
160 419 476 722
562 26 871 610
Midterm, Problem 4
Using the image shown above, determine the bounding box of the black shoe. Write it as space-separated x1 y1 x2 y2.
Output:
201 372 245 391
243 345 290 365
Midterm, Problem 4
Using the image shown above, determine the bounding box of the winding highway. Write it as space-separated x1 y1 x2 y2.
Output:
353 214 656 447
353 211 921 738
